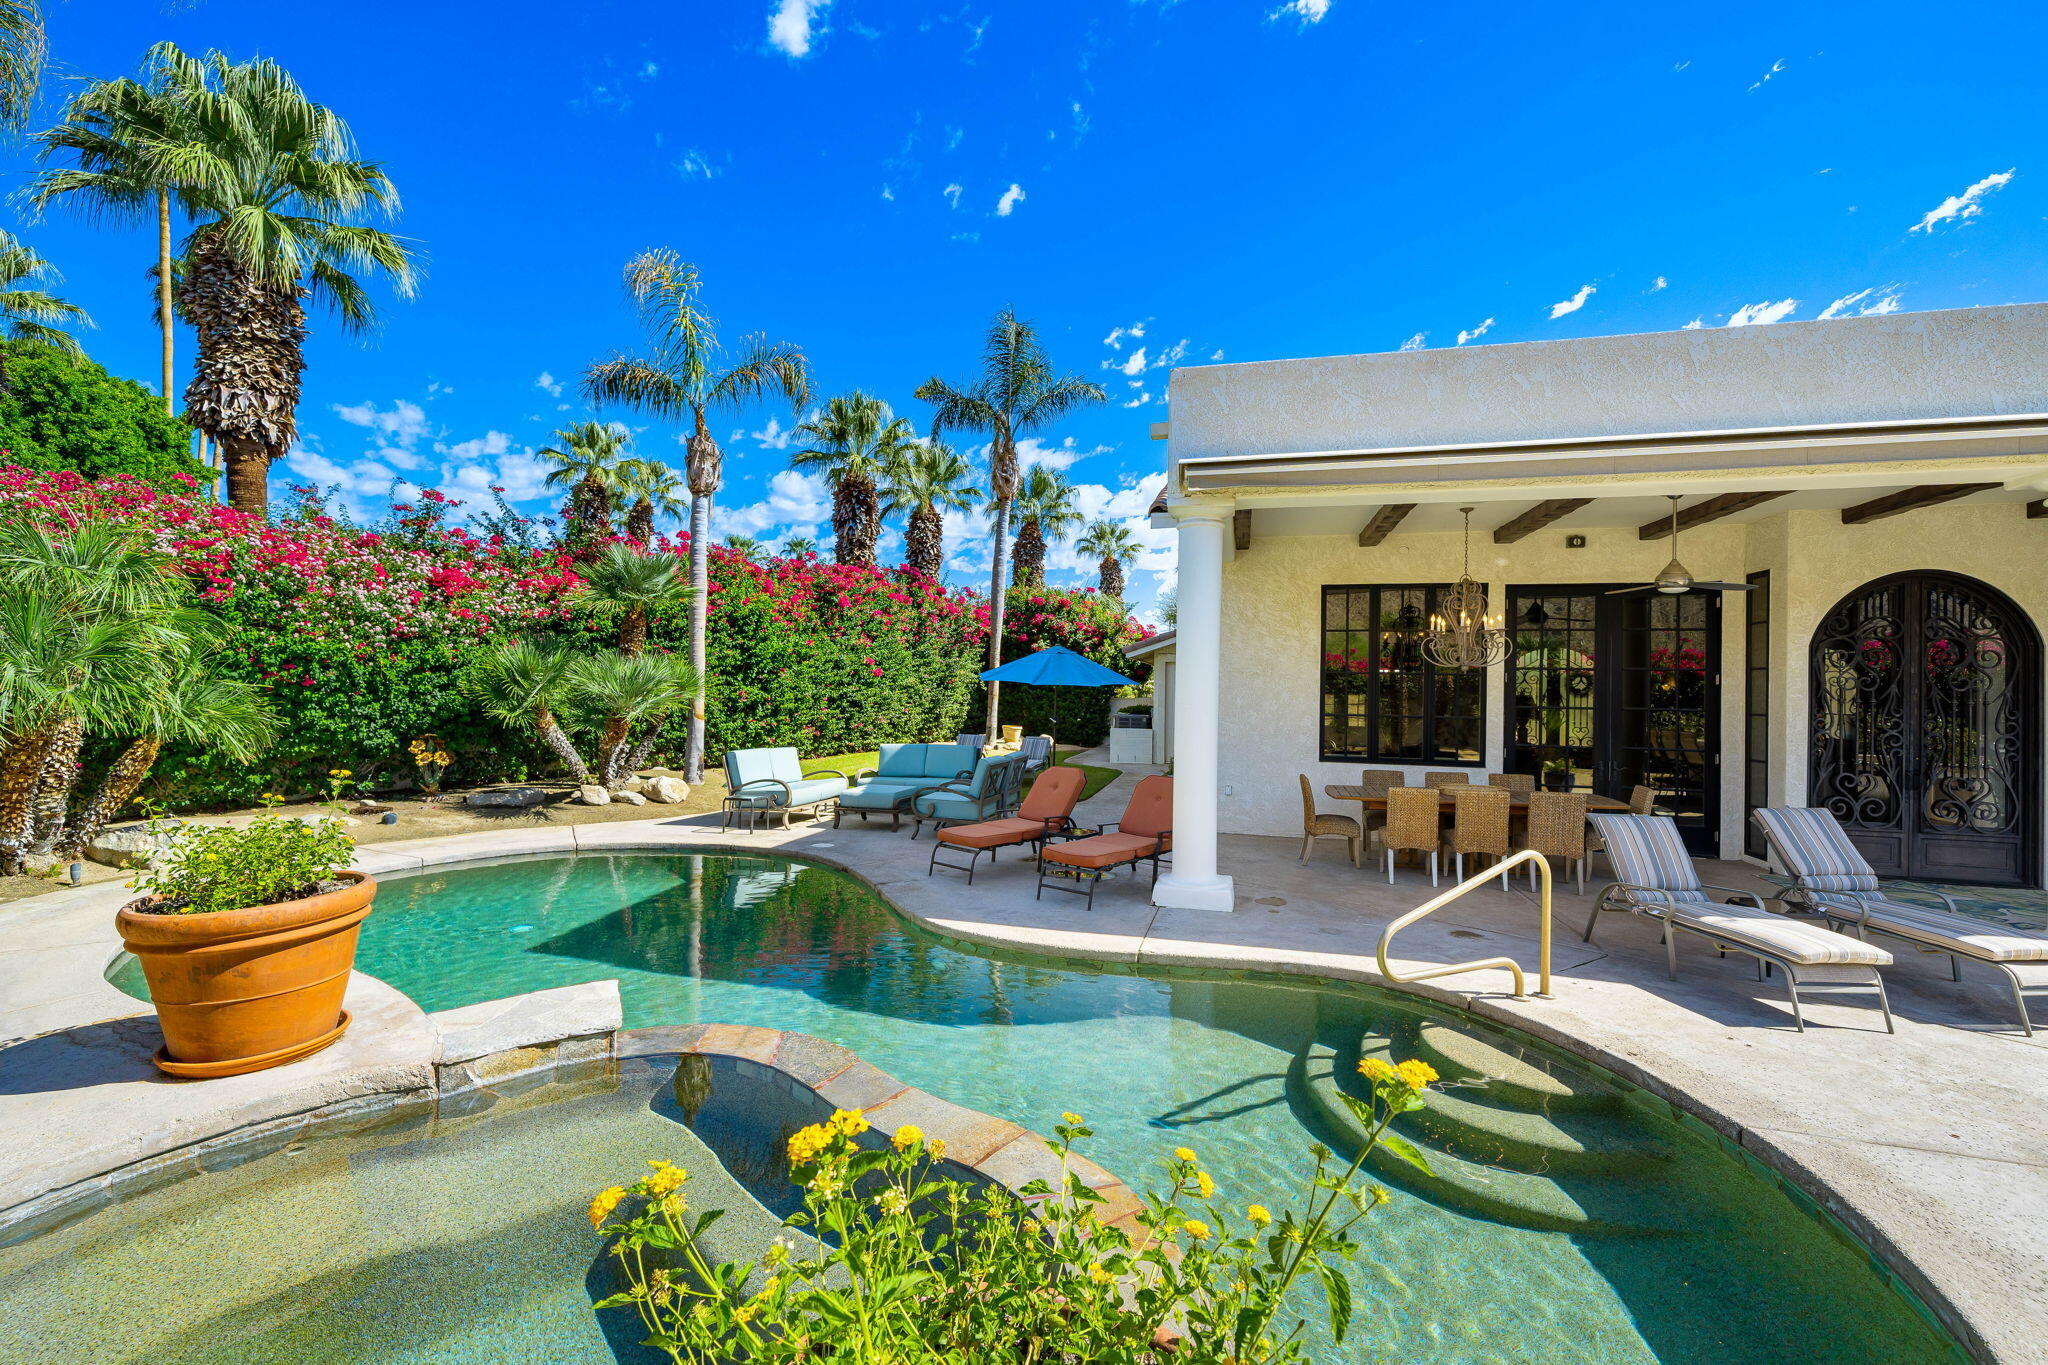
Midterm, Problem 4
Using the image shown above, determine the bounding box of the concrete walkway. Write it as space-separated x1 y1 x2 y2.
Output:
1 785 2043 1363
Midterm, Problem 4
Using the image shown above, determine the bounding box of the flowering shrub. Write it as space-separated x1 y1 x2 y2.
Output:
982 584 1155 745
128 797 358 915
593 1059 1440 1363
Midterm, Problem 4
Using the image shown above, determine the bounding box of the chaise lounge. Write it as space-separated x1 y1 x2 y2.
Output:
834 743 979 830
1584 813 1895 1033
721 748 851 831
1038 775 1172 911
1752 806 2048 1034
927 764 1086 883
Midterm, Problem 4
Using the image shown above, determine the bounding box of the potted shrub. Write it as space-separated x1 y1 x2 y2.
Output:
1542 757 1576 792
116 807 371 1078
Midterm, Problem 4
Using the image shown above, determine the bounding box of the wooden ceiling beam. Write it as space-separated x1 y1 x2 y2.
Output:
1232 509 1252 552
1637 490 1793 540
1356 503 1414 547
1840 484 2003 525
1492 498 1592 544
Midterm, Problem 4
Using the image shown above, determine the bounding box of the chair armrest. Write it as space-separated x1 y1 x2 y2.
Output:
1881 881 1961 914
805 768 850 784
852 767 878 781
1098 820 1122 833
1698 882 1768 911
729 778 794 804
909 780 971 806
1605 881 1685 913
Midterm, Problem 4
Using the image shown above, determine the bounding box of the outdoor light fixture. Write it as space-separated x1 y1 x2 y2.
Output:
1421 508 1515 670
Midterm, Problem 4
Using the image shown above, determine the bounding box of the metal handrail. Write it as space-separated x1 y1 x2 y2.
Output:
1375 849 1553 999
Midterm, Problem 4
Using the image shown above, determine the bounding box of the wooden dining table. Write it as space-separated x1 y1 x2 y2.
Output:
1323 786 1631 814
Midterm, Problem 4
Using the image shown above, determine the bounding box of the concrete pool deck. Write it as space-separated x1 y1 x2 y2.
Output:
0 777 2042 1364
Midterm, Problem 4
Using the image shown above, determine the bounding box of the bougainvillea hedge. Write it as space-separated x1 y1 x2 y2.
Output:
3 469 1152 810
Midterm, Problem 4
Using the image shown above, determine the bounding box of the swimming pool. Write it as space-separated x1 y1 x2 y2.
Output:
93 851 1954 1363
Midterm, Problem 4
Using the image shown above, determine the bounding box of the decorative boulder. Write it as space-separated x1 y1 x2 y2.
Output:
85 820 186 870
611 790 648 806
576 785 611 806
644 776 689 805
466 787 548 808
613 776 648 795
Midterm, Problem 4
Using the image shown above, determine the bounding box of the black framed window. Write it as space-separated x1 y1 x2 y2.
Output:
1744 571 1771 858
1320 584 1485 764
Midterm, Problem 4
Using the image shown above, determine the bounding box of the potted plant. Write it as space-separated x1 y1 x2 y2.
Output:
116 803 371 1078
1542 756 1576 792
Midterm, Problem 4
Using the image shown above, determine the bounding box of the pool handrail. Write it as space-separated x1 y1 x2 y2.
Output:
1375 848 1553 999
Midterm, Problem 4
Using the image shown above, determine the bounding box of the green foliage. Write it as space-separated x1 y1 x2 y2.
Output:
0 342 201 483
129 806 356 915
982 585 1153 747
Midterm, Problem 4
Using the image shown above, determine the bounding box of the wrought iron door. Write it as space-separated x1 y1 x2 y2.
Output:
1809 572 2038 885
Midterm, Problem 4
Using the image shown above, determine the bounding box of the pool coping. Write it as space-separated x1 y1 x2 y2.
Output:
0 817 2024 1364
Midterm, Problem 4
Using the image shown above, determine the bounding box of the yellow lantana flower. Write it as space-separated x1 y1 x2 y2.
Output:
1183 1218 1212 1241
1173 1146 1196 1163
589 1185 627 1228
1395 1059 1440 1091
892 1124 924 1151
1062 1111 1084 1125
1087 1263 1113 1285
926 1137 947 1160
1195 1170 1216 1200
1246 1204 1272 1227
642 1160 688 1196
1358 1057 1398 1084
787 1122 835 1167
829 1107 870 1137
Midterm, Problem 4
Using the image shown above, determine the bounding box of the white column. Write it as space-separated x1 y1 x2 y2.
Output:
1153 507 1236 912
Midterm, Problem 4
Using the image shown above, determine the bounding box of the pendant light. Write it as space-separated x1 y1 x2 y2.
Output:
1421 508 1515 669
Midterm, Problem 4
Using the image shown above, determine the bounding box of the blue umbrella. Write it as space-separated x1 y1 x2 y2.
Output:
980 647 1137 749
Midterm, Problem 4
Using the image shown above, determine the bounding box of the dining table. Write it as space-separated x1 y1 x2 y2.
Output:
1323 786 1632 815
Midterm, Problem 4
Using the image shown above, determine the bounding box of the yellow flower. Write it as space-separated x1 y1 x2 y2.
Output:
329 768 351 778
1195 1170 1216 1200
892 1124 924 1151
829 1107 869 1137
1061 1111 1084 1125
643 1160 688 1196
588 1186 627 1228
434 751 453 765
1371 1185 1392 1207
1246 1204 1272 1227
1087 1263 1113 1285
1183 1218 1212 1241
734 1303 757 1325
787 1122 835 1167
1173 1146 1196 1163
1358 1057 1398 1084
926 1137 946 1160
1395 1059 1440 1091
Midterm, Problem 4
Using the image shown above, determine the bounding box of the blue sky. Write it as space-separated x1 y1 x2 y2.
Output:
15 0 2048 623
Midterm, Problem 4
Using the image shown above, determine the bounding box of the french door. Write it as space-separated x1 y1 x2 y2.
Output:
1507 588 1723 854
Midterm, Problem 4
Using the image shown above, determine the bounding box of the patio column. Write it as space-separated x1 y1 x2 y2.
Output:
1153 506 1235 913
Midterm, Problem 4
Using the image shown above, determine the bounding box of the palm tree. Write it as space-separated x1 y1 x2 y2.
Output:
0 230 89 387
579 543 692 655
723 534 760 558
880 439 979 580
0 1 44 133
539 420 630 546
1009 466 1081 589
28 48 196 418
614 458 688 542
915 310 1105 733
1076 519 1140 599
469 639 593 785
134 47 418 514
791 391 917 569
780 534 817 558
562 651 700 787
582 249 809 783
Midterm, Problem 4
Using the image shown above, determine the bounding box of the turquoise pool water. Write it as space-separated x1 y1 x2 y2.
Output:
93 851 1953 1364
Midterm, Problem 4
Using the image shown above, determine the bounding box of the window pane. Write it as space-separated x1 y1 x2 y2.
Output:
1321 583 1486 763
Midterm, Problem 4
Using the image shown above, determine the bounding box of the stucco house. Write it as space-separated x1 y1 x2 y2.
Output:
1140 303 2048 912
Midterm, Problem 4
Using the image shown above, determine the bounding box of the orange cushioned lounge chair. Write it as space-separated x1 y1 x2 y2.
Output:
927 765 1087 885
1036 775 1172 911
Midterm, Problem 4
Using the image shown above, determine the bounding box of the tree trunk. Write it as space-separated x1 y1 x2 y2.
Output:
565 475 613 552
620 606 648 657
907 506 944 578
1099 555 1125 599
984 497 1011 738
534 706 591 785
157 188 174 419
683 410 718 784
59 734 162 861
26 714 84 857
1010 516 1044 588
181 231 307 518
0 721 60 874
627 497 654 543
832 473 879 568
597 716 632 786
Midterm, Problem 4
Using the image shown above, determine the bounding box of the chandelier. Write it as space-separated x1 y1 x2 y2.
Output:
1420 508 1515 670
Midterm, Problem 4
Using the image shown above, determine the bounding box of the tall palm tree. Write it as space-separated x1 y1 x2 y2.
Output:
28 48 196 418
1009 465 1081 589
1076 519 1140 599
780 534 817 558
133 47 418 514
539 420 630 546
722 534 760 558
582 249 809 783
915 309 1105 733
613 457 688 542
880 439 979 580
579 543 692 655
0 229 88 387
0 1 44 133
791 390 917 569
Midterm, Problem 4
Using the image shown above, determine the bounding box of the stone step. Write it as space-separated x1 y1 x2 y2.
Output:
1396 1019 1623 1114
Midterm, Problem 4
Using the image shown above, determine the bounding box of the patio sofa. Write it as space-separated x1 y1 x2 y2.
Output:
908 751 1028 837
834 743 980 829
721 748 851 831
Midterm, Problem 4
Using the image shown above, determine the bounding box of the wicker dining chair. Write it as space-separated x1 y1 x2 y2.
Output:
1628 784 1658 815
1424 772 1472 790
1522 791 1591 894
1297 774 1363 867
1381 786 1443 885
1358 768 1402 796
1488 772 1536 797
1448 785 1514 891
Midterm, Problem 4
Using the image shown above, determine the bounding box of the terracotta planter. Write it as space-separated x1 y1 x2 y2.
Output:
116 871 375 1078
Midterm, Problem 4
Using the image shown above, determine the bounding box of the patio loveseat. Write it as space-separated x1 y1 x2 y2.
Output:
835 742 980 829
908 751 1028 838
721 748 851 831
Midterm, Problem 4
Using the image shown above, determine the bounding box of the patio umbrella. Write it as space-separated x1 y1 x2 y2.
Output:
979 646 1138 750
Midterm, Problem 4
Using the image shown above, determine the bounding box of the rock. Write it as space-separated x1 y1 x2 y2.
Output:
465 787 548 808
643 776 689 805
576 785 611 806
613 776 647 795
611 790 647 806
84 820 185 870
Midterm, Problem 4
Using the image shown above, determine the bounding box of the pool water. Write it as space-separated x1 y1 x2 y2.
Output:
99 852 1952 1364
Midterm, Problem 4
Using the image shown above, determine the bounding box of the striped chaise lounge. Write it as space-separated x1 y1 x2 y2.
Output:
926 764 1086 884
1752 806 2048 1035
1585 814 1894 1033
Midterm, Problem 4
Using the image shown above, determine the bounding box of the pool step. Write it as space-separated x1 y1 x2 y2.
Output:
1398 1019 1623 1114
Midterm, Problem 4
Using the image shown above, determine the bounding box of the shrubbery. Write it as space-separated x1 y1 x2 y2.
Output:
0 343 206 485
981 585 1153 746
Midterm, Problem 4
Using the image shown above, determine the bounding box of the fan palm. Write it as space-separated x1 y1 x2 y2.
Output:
540 420 630 545
579 543 692 656
1076 519 1141 599
1009 466 1082 589
132 46 418 514
880 439 979 580
563 651 700 787
915 309 1105 732
780 534 817 558
0 0 43 133
0 229 89 387
723 534 760 558
791 391 918 569
582 249 809 783
469 639 593 785
614 457 688 542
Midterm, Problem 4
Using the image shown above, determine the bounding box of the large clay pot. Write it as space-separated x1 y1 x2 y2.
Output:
116 872 375 1078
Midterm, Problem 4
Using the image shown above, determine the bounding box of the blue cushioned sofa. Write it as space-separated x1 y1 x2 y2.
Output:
834 743 980 830
908 751 1028 838
721 748 851 831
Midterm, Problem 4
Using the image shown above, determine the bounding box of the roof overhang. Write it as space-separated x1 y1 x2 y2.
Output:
1125 630 1176 659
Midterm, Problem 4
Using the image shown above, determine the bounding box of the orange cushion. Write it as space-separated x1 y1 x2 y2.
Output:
1042 832 1168 870
936 818 1050 850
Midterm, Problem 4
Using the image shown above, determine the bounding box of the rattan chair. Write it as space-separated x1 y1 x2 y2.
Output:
1381 786 1443 885
1298 775 1363 867
1628 784 1658 815
1448 784 1513 891
1522 791 1591 894
1488 772 1536 797
1424 772 1471 790
1358 768 1401 796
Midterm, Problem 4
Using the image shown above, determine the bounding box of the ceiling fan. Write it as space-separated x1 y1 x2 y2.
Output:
1606 496 1758 597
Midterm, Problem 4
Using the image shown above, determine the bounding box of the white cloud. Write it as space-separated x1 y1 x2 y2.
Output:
1149 338 1190 370
1118 347 1147 377
1649 276 1669 292
767 0 829 58
1455 317 1495 346
1682 317 1704 330
741 415 798 450
1398 332 1426 351
1746 58 1786 92
1726 298 1799 327
1548 283 1596 319
718 470 830 536
1011 436 1108 473
942 182 962 209
674 150 719 180
880 184 895 201
1210 349 1225 360
1910 169 2016 233
1122 391 1150 408
640 61 660 79
534 372 562 399
944 125 963 152
1818 285 1905 320
1267 0 1331 26
995 182 1026 216
1103 322 1146 349
1042 474 1175 590
333 398 429 447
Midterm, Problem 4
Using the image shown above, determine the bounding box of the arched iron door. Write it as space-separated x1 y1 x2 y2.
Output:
1809 572 2039 885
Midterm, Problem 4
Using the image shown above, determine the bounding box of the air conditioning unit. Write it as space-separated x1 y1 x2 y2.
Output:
1109 712 1153 764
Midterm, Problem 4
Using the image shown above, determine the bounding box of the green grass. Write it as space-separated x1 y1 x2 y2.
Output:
1034 754 1122 800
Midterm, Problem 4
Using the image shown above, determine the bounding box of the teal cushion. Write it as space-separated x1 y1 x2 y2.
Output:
913 791 987 821
876 744 926 778
841 783 914 811
728 772 846 808
723 749 770 791
766 749 805 785
923 743 977 779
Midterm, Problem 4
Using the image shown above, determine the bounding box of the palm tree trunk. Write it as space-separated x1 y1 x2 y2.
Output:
682 414 718 784
0 720 60 874
907 506 944 579
181 232 307 517
157 188 174 419
26 714 84 857
1011 517 1044 588
1100 555 1124 599
597 717 632 786
534 706 591 785
832 474 879 568
620 606 648 656
58 735 162 861
984 497 1010 737
627 497 654 543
